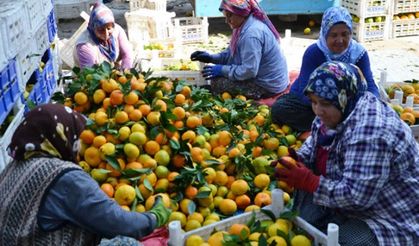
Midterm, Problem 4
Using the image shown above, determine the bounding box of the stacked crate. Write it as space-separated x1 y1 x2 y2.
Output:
391 0 419 37
54 0 95 20
341 0 392 42
125 0 180 64
0 0 59 170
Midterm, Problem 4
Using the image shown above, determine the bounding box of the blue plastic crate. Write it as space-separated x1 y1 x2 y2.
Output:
0 60 21 125
47 10 57 43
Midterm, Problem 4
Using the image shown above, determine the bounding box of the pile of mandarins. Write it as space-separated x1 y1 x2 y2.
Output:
59 62 307 233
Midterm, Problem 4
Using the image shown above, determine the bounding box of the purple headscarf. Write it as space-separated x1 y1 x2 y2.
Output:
219 0 280 55
88 2 117 62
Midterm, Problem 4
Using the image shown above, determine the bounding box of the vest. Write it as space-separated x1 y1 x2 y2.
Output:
0 157 99 246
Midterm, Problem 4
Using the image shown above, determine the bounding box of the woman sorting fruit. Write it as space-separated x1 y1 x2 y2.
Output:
271 6 380 131
0 104 170 245
274 61 419 245
190 0 289 100
74 2 133 69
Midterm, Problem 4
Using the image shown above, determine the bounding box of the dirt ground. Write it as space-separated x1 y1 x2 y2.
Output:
56 0 419 83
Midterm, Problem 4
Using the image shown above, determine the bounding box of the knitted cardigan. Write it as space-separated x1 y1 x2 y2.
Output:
0 157 99 246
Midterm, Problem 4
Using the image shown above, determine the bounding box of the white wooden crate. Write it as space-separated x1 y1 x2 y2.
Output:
15 39 41 88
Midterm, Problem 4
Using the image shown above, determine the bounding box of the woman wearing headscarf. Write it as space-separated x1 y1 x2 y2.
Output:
271 6 379 132
274 61 419 245
190 0 289 100
0 104 170 246
74 2 133 69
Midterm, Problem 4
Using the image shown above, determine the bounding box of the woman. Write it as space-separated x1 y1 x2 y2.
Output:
74 2 133 69
271 6 379 131
0 104 170 245
190 0 289 100
275 61 419 245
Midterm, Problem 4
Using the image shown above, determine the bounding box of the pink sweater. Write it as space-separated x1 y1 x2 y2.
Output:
75 24 133 69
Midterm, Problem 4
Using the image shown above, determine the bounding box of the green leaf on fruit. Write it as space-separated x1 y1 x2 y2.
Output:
104 156 121 171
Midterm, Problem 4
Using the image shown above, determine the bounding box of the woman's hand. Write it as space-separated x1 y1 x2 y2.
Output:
275 157 320 193
202 65 223 79
190 51 213 63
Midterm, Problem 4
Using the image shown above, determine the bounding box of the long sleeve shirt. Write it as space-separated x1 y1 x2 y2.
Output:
298 92 419 245
75 24 133 69
38 170 156 240
290 43 379 105
212 15 289 94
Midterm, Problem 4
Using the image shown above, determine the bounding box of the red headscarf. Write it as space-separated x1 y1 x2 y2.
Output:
219 0 280 55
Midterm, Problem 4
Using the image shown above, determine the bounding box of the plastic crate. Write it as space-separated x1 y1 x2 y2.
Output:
129 0 167 12
125 9 176 46
47 10 58 43
341 0 390 18
25 0 46 31
152 70 207 86
54 0 92 20
26 50 56 110
32 21 51 58
42 0 53 18
393 0 419 14
352 18 389 42
0 1 30 60
138 38 182 59
15 39 41 88
392 18 419 37
0 106 25 172
0 39 7 76
168 189 339 246
173 17 209 44
0 60 22 125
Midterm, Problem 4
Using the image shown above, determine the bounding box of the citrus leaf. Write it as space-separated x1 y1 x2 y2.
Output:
96 169 112 175
261 208 276 222
196 190 211 199
169 139 180 150
122 168 151 177
131 197 138 211
104 156 121 171
144 178 153 192
187 201 196 215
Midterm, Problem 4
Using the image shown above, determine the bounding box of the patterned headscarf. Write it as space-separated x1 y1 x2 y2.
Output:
87 2 117 62
8 104 86 163
219 0 280 55
317 6 366 63
304 61 367 120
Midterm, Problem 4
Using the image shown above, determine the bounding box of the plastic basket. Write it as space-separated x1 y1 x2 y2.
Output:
15 39 41 89
25 0 47 31
341 0 390 18
125 9 176 46
42 0 53 18
173 17 209 44
168 189 340 246
129 0 167 12
32 21 51 58
352 18 389 42
47 10 58 43
391 18 419 37
0 1 30 60
393 0 419 14
54 0 92 20
0 60 22 125
0 106 25 172
0 36 7 72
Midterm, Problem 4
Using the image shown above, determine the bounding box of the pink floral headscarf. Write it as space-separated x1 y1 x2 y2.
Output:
219 0 280 55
